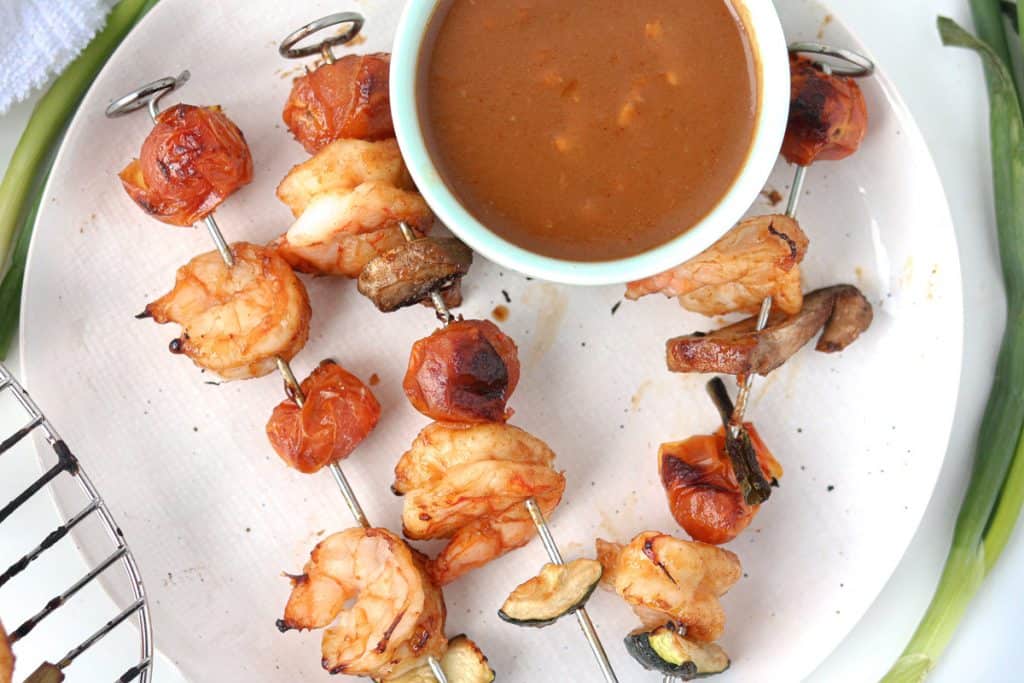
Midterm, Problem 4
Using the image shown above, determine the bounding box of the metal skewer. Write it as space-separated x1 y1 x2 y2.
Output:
277 16 456 679
108 73 448 682
400 221 619 683
728 44 874 429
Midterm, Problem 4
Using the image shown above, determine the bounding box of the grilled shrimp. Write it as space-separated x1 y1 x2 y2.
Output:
272 182 434 278
276 138 414 217
278 527 446 679
596 531 741 642
394 422 557 493
428 493 560 586
625 215 809 316
143 242 311 380
393 422 565 585
402 460 565 540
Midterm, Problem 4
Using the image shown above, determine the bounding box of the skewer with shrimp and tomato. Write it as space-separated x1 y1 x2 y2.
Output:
105 57 480 682
265 14 622 682
586 44 876 680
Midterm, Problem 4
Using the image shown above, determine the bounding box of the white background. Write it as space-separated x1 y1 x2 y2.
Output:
0 0 1021 681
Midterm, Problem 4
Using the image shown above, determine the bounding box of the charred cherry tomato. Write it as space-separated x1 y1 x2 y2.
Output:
266 360 381 473
283 53 393 154
118 104 253 226
782 55 868 166
403 319 520 422
659 424 783 545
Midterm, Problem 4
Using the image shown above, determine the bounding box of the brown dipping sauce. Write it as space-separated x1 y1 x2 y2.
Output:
422 0 758 262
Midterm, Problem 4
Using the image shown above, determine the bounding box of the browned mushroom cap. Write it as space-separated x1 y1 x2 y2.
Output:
665 284 873 376
357 237 473 312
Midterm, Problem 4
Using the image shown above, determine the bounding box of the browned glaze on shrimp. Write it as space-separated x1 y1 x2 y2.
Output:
283 53 393 153
393 422 564 585
596 532 741 642
626 214 809 316
278 527 446 679
142 242 311 380
119 104 252 226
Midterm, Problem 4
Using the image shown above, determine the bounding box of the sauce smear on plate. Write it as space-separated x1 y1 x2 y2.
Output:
423 0 758 261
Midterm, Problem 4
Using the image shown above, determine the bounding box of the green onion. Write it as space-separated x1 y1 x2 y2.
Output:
882 12 1024 682
0 0 159 356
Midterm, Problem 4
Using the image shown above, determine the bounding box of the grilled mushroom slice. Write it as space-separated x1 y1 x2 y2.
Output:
665 284 873 376
358 237 473 313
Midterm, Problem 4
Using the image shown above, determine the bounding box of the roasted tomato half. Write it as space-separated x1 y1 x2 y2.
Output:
283 53 393 153
118 104 253 226
782 55 868 166
403 319 520 422
659 425 783 545
266 360 381 473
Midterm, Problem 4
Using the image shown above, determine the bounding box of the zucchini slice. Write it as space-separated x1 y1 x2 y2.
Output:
383 635 494 683
498 558 603 627
625 623 730 679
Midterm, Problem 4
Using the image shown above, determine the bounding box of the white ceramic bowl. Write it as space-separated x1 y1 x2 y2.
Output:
391 1 790 286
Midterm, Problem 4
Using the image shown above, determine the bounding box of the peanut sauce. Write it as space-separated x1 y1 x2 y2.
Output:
423 0 758 261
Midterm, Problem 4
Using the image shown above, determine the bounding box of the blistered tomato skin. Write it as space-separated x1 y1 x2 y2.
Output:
403 319 520 423
282 54 393 154
782 55 868 166
659 424 783 545
118 104 253 226
266 360 381 473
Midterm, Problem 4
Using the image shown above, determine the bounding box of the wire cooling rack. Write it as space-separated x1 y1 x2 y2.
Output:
0 363 152 682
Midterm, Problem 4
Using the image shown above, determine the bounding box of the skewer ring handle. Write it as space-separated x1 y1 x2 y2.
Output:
787 42 875 77
279 12 365 59
105 71 190 118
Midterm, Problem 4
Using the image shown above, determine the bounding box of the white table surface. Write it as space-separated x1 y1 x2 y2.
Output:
1 0 1021 681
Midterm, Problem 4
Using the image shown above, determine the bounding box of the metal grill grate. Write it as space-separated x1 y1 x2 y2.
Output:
0 363 152 682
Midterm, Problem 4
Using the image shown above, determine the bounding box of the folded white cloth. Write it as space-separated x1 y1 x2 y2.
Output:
0 0 117 114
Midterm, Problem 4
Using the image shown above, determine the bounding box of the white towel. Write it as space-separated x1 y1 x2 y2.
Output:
0 0 117 114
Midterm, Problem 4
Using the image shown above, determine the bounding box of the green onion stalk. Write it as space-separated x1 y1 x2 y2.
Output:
882 5 1024 682
0 0 160 356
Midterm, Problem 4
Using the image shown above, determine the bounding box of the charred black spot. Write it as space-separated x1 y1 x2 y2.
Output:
324 658 346 674
156 158 171 180
642 537 677 585
788 61 835 144
768 222 800 261
453 334 508 403
374 609 406 653
660 452 706 488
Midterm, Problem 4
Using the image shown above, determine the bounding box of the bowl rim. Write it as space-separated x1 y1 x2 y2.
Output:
390 1 790 286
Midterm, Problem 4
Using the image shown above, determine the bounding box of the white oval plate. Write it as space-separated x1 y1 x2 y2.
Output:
19 0 961 681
